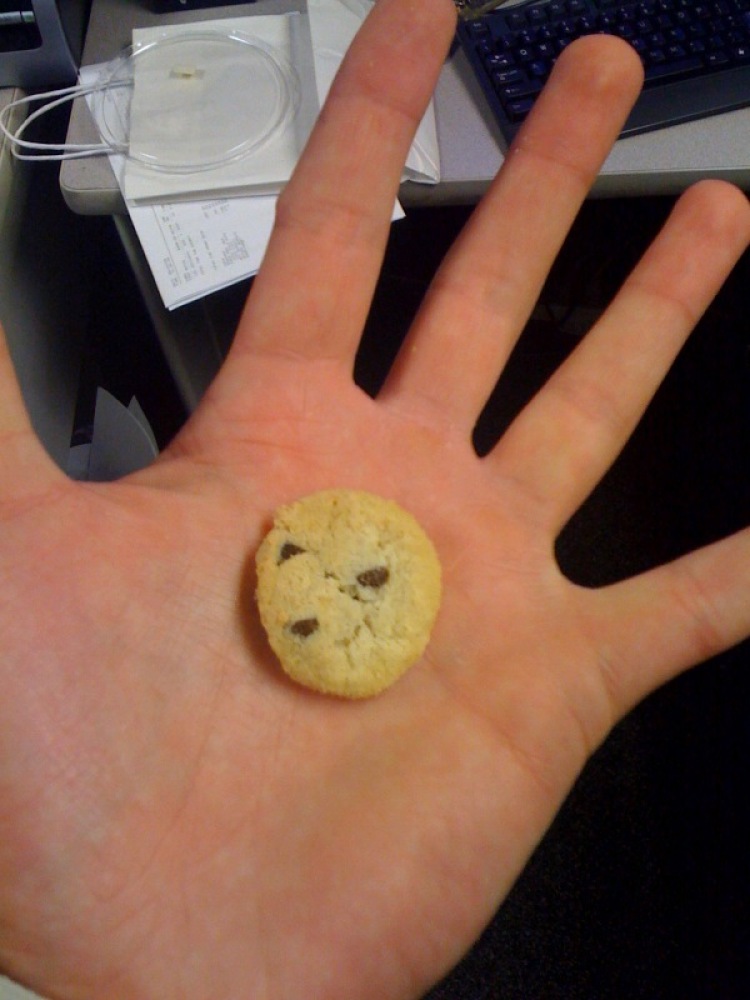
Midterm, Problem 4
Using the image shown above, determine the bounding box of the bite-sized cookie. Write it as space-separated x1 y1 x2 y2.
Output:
255 489 442 698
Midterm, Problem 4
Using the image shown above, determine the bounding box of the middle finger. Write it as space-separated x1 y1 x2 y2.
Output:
229 0 456 369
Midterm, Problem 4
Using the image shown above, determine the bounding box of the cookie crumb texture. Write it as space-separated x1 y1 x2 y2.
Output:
255 490 442 698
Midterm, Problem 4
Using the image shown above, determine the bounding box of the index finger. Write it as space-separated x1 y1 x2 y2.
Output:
225 0 456 372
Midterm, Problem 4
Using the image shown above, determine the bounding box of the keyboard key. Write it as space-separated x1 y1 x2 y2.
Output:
644 53 704 78
506 97 536 120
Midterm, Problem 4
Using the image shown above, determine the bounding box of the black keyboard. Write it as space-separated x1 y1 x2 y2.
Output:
457 0 750 142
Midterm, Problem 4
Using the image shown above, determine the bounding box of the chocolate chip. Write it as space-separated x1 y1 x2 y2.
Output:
356 566 389 589
289 617 319 638
279 542 305 564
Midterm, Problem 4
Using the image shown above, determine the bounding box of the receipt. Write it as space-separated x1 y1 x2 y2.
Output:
129 196 277 307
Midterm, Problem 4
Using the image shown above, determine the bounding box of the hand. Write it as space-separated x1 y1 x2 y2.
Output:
1 1 749 998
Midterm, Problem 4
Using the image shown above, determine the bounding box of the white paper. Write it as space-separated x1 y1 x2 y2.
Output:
78 116 278 309
308 0 440 183
68 389 158 481
82 0 440 310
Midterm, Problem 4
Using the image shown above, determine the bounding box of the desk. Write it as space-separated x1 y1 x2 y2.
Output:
60 0 750 216
57 0 750 411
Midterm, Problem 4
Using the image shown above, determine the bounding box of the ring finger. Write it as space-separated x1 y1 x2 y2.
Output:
380 35 644 429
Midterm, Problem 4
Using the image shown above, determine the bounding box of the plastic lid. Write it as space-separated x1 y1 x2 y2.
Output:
91 29 298 172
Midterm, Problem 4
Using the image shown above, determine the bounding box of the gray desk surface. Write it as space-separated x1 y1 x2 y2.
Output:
60 0 750 216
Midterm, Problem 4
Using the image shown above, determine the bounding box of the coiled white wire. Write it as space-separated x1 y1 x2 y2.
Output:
0 77 129 162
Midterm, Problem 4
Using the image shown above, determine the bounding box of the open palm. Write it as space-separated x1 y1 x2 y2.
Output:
2 3 750 999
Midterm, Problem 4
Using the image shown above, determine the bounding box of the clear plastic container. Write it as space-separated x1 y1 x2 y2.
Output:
91 29 298 172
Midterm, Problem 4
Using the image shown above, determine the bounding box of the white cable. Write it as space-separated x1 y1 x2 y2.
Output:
0 78 127 161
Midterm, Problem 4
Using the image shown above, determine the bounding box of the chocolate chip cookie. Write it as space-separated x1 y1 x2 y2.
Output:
255 489 442 698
